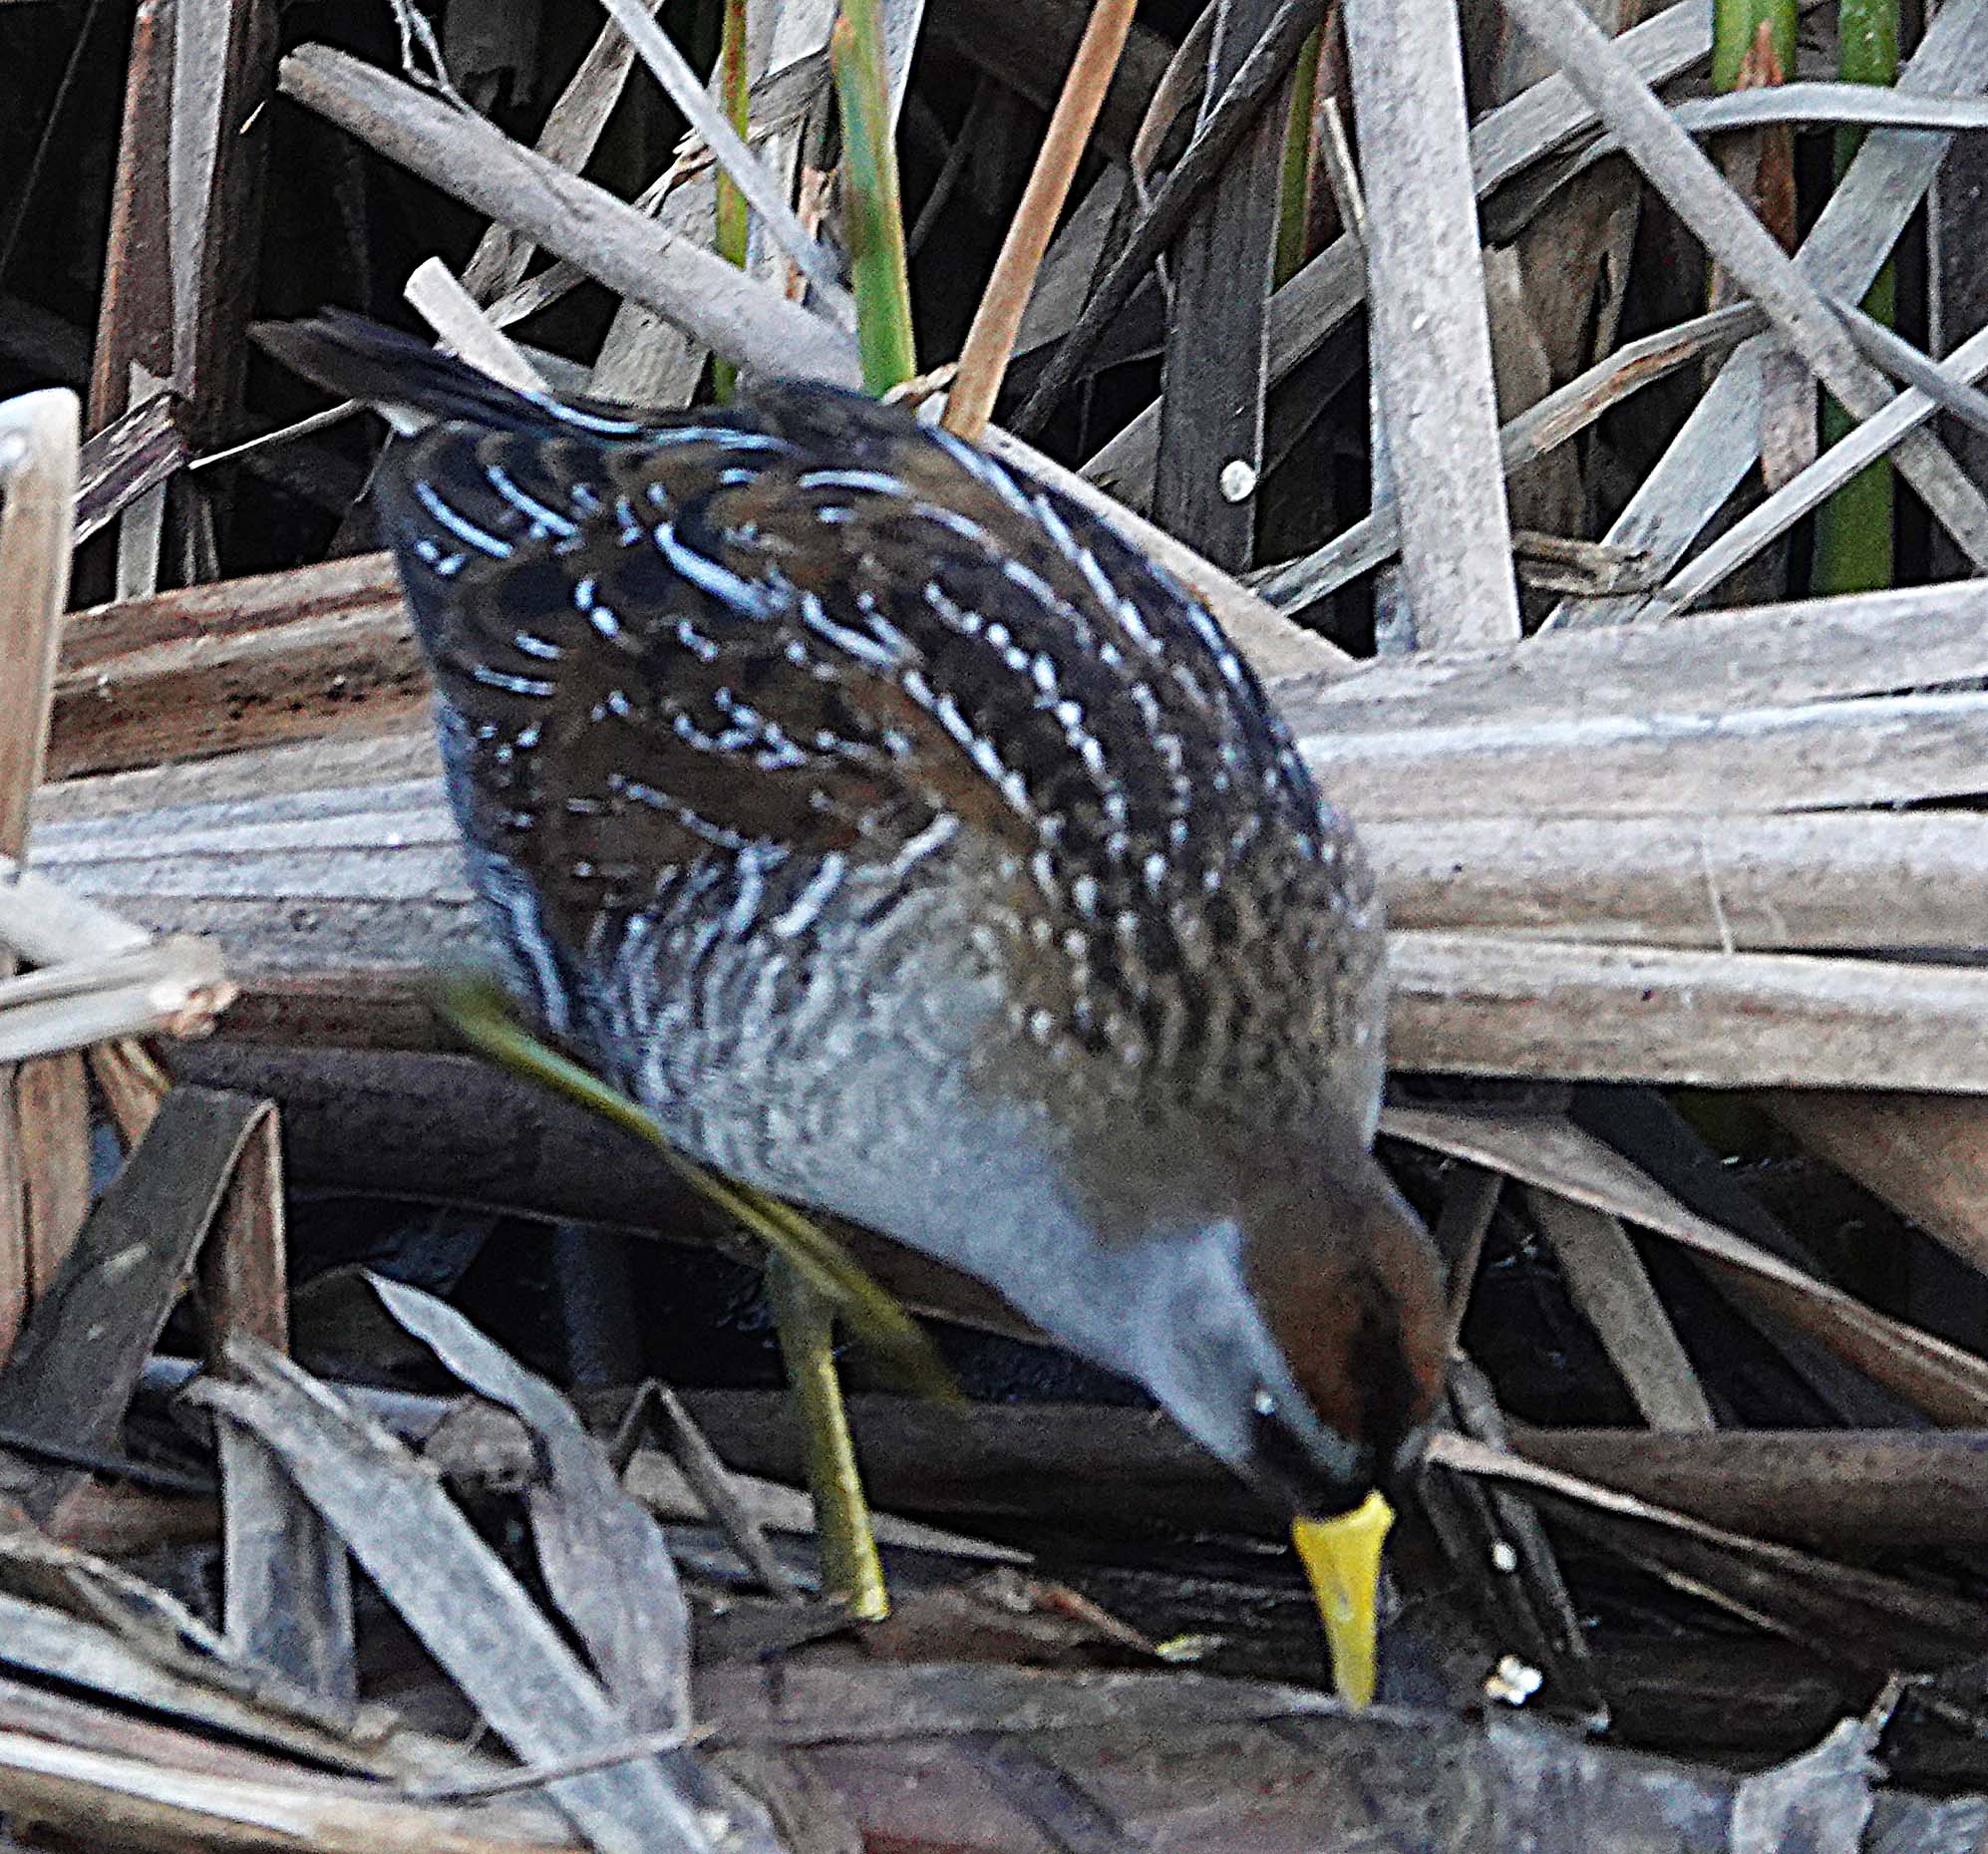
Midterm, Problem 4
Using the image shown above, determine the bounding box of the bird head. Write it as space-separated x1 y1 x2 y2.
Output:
1237 1137 1445 1708
1060 1108 1446 1706
1234 1138 1447 1517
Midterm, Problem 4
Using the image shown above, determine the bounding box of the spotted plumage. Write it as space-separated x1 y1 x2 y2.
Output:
262 313 1443 1524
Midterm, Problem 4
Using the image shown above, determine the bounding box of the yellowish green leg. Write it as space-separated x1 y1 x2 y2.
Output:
436 973 950 1626
768 1256 890 1621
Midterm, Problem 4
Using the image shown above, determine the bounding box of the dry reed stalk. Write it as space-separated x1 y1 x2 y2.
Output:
404 260 547 392
0 858 149 970
276 44 1333 679
0 941 233 1066
1344 0 1520 646
597 0 850 311
0 387 80 1362
280 47 860 390
942 0 1139 442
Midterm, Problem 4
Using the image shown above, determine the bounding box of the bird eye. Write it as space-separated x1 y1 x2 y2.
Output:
1248 1384 1366 1517
1248 1388 1320 1498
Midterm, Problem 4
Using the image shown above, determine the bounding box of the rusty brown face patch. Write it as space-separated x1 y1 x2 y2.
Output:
1240 1148 1446 1477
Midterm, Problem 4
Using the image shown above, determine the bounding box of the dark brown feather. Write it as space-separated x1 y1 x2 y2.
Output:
258 314 1441 1520
375 381 1376 1117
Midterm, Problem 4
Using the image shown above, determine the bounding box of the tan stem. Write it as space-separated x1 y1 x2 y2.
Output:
941 0 1138 442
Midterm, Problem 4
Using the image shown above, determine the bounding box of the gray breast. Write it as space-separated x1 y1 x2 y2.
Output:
562 827 1016 1215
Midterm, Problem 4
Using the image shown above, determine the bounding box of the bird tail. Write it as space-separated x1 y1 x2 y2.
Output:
253 311 644 441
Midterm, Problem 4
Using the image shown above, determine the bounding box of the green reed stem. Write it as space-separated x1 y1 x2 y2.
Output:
1274 24 1323 288
712 0 752 403
1711 0 1796 92
831 0 916 394
1816 0 1900 594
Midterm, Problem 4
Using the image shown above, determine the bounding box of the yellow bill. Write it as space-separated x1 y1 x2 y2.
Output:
1291 1490 1394 1708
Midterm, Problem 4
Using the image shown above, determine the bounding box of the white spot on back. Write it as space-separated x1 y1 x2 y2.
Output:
412 476 512 557
485 464 579 538
769 853 847 938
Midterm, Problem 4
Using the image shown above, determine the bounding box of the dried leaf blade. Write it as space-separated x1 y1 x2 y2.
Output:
367 1276 691 1735
187 1340 777 1854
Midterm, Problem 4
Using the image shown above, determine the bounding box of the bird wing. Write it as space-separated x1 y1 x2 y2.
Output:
365 374 1357 1074
374 413 972 951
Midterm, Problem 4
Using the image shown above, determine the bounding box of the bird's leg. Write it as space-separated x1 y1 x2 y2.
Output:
438 971 939 1621
767 1255 890 1621
436 971 955 1370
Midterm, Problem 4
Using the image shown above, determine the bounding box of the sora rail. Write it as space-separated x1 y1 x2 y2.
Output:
264 314 1446 1699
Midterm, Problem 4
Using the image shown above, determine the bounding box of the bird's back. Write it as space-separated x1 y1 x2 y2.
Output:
267 318 1388 1214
